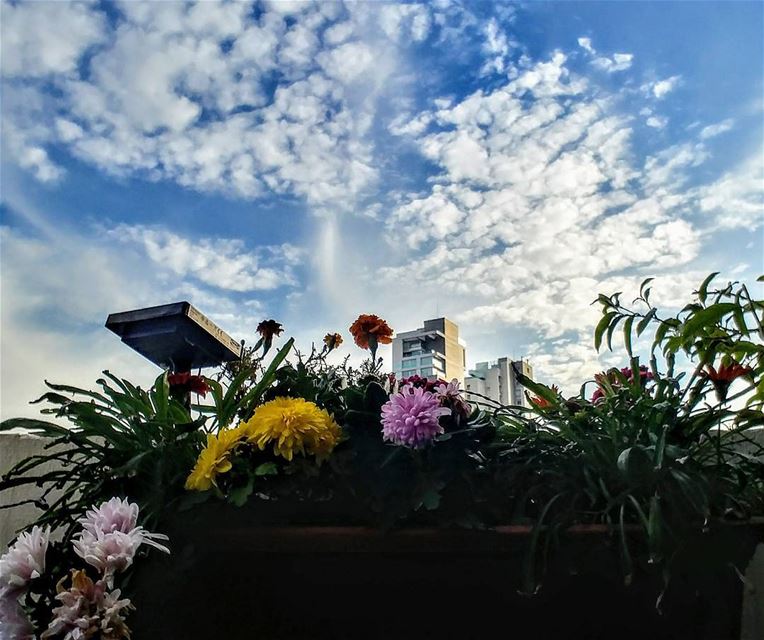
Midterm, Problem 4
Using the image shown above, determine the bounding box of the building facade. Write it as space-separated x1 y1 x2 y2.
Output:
392 317 466 383
464 357 534 407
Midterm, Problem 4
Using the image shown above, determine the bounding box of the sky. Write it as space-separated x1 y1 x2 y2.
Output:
1 0 762 420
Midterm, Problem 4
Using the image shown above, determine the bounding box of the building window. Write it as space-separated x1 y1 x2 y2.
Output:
402 369 417 377
402 358 417 368
420 367 435 376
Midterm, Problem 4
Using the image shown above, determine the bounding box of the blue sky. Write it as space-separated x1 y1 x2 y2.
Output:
1 0 762 419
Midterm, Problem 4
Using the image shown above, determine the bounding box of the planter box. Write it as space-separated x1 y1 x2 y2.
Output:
129 511 763 640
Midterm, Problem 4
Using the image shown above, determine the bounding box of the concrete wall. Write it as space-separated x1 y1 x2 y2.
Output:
1 433 61 548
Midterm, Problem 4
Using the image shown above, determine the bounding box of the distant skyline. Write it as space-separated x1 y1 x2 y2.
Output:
1 1 762 419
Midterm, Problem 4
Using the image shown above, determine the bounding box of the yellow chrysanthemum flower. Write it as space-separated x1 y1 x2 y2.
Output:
185 428 244 492
239 397 341 462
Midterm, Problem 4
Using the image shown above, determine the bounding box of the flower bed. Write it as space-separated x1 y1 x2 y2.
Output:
1 274 763 639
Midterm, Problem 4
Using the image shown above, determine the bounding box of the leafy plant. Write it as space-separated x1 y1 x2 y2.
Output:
497 274 764 593
0 371 203 538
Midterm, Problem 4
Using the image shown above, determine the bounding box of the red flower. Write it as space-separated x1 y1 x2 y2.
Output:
702 361 752 400
591 366 653 403
168 372 210 397
400 375 446 393
530 385 559 409
704 362 752 383
256 319 284 341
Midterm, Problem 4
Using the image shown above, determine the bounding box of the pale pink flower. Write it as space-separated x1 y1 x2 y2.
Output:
433 378 471 417
72 530 140 582
72 516 170 586
0 591 34 640
41 570 132 640
79 497 138 536
0 525 50 593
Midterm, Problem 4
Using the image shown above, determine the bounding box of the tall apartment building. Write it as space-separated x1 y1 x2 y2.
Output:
464 358 534 407
392 318 466 383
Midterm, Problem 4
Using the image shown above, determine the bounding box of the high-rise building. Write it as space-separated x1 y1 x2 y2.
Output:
392 317 466 383
464 358 534 407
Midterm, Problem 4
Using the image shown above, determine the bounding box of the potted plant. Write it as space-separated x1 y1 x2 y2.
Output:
2 274 762 639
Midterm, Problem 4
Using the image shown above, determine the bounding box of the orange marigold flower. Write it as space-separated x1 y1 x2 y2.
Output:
349 314 394 350
323 333 343 351
256 319 284 341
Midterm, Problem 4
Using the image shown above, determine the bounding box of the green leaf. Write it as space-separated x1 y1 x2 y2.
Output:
682 303 738 338
617 446 654 486
254 462 278 476
594 312 616 351
420 488 441 511
623 316 634 356
697 272 719 304
513 370 558 405
606 316 621 351
151 372 169 421
639 277 655 299
238 338 294 420
636 308 657 337
364 382 389 413
652 321 671 353
229 476 254 507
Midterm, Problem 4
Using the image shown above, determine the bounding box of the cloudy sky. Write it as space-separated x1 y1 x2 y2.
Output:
1 0 762 420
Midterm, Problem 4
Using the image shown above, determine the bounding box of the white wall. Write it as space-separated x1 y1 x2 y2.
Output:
1 433 61 548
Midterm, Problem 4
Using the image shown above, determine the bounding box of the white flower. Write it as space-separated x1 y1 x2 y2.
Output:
0 590 35 640
79 497 138 536
72 519 169 585
0 525 50 592
72 530 140 582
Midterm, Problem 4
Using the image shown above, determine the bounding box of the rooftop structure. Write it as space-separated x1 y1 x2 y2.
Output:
392 317 466 383
464 358 533 407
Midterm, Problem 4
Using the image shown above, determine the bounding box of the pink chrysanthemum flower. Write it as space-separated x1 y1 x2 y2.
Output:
79 497 139 536
73 498 169 586
0 525 50 593
381 385 450 448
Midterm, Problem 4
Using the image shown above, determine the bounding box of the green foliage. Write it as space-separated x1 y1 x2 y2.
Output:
0 371 204 536
1 273 761 602
501 274 764 590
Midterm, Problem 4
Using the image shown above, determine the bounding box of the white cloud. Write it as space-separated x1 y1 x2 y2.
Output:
0 0 105 77
699 118 734 139
318 41 375 83
576 36 632 72
577 37 595 54
374 50 715 382
0 1 399 209
696 153 764 229
109 225 302 292
377 4 431 42
481 18 511 74
650 75 681 99
646 115 668 129
592 52 633 73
